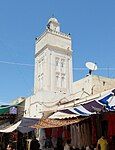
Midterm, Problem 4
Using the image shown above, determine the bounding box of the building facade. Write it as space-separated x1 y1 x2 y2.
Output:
34 17 73 94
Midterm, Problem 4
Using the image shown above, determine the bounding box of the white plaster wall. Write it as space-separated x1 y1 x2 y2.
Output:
34 29 72 94
24 96 43 118
24 91 67 118
72 75 115 98
92 75 115 94
35 31 71 55
72 75 93 96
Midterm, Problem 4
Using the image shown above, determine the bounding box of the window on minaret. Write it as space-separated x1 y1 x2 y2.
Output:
56 74 60 87
61 74 66 88
38 58 44 75
61 59 65 73
38 57 44 90
61 60 64 67
41 76 43 89
38 75 43 90
56 58 59 67
38 78 40 89
55 58 60 72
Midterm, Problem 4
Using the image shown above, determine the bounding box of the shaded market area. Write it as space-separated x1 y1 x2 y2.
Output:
0 89 115 150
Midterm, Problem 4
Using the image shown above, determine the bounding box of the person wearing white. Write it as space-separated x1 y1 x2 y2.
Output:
64 143 70 150
64 141 71 150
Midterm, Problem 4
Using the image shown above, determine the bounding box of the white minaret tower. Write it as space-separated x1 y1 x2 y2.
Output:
34 17 73 94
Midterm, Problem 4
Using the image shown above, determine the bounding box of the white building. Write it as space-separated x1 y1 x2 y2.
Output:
34 17 73 94
24 17 115 118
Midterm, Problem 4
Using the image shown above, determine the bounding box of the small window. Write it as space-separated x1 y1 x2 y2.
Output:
61 59 65 68
61 74 66 88
61 62 64 67
56 74 59 87
56 59 59 67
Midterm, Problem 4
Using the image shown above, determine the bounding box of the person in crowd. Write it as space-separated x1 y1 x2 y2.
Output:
45 137 53 148
64 140 71 150
6 143 15 150
86 145 94 150
30 135 40 150
57 137 64 150
86 146 91 150
96 135 108 150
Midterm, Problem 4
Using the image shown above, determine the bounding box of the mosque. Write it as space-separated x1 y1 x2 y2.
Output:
23 17 115 118
0 17 115 150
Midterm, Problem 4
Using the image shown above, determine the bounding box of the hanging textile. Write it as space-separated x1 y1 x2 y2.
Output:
105 113 115 137
32 118 88 129
91 117 97 145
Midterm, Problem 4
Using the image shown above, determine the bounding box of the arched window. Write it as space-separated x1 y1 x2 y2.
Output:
56 58 59 67
56 74 60 87
61 74 66 88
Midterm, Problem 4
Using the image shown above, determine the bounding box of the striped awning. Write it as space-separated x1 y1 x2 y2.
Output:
49 111 78 119
50 89 115 119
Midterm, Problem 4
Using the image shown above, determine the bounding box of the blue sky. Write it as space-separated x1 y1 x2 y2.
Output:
0 0 115 103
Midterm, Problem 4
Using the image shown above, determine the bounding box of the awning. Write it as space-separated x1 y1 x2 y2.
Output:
0 99 25 115
49 89 115 119
0 117 39 133
97 90 115 110
0 121 21 133
49 111 78 119
0 105 10 115
32 117 87 129
60 105 94 116
18 117 39 133
81 90 115 113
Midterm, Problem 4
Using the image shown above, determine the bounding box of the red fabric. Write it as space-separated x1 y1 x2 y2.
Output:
51 128 58 138
57 127 63 137
91 118 97 144
45 128 52 138
62 129 71 140
51 127 63 138
106 114 115 137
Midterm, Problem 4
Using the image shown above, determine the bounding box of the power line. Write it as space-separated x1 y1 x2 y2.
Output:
0 60 115 71
73 67 115 71
0 60 34 67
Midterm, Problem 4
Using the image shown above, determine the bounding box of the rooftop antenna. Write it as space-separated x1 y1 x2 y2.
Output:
85 61 97 75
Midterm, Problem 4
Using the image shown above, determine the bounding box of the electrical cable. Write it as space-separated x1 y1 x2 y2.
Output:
0 60 115 70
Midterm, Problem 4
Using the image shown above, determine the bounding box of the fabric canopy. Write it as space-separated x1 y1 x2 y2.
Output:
18 117 39 133
49 89 115 119
0 121 21 133
0 106 10 115
49 111 78 119
0 117 39 133
0 99 24 115
32 117 87 129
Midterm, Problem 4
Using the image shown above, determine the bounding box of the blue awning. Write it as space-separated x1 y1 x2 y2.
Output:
18 117 39 133
50 89 115 119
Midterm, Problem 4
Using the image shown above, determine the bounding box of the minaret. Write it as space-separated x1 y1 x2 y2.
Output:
34 17 73 94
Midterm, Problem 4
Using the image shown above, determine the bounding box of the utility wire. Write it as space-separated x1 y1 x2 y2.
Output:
0 60 115 71
0 60 34 67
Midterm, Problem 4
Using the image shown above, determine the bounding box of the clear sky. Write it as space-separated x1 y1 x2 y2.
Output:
0 0 115 104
